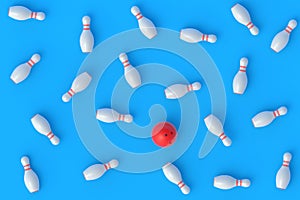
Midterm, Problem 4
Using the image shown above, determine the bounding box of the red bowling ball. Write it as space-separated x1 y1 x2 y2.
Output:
152 122 177 147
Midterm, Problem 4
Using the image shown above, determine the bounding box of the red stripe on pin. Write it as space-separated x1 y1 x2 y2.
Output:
285 26 292 33
136 13 143 20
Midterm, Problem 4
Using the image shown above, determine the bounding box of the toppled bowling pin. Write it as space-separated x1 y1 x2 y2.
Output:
276 152 292 190
252 106 287 128
119 53 141 88
233 57 248 94
165 82 201 99
96 108 133 123
10 54 40 84
131 6 157 39
80 16 94 53
214 175 251 190
180 28 217 43
162 162 190 195
31 114 60 145
8 6 45 21
204 114 232 147
21 156 40 193
231 3 259 35
83 159 119 181
271 19 297 53
62 72 92 102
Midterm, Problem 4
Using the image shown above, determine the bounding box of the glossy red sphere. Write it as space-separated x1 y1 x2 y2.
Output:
152 122 177 147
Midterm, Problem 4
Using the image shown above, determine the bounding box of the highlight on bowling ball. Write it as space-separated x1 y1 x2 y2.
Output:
151 122 177 147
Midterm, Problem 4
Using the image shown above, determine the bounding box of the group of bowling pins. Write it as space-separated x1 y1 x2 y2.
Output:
213 152 292 190
21 113 60 193
84 160 191 195
231 3 296 52
8 6 44 84
21 151 292 193
9 3 296 195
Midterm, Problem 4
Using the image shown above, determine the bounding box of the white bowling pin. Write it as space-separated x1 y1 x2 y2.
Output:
96 108 133 123
31 114 60 145
252 106 287 128
165 82 201 99
80 16 94 53
21 156 40 193
62 72 92 102
119 53 141 88
276 152 292 190
233 57 248 94
231 3 259 35
131 6 157 39
180 28 217 43
83 159 119 181
204 114 232 147
271 19 297 53
10 54 40 84
8 6 45 21
214 175 251 190
162 162 190 195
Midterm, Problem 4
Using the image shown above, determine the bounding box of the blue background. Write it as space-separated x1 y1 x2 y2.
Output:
1 0 299 199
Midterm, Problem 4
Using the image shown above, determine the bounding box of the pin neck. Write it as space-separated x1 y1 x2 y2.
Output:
122 60 130 68
285 26 293 34
118 114 125 121
187 84 193 92
201 34 209 41
177 181 186 188
67 88 75 97
273 110 281 117
219 133 227 140
83 24 90 30
235 180 242 186
27 59 35 67
239 65 247 72
246 22 254 29
104 163 111 170
30 12 38 19
282 160 290 167
135 12 143 20
23 164 31 171
47 132 54 139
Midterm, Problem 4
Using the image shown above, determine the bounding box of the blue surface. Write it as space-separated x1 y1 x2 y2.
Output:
1 0 299 199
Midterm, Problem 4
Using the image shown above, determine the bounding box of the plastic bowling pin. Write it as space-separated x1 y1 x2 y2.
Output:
271 19 297 53
231 3 259 35
31 114 60 145
233 57 248 94
10 54 40 84
62 72 92 102
204 114 232 147
80 16 94 53
214 175 251 190
276 152 292 190
96 108 133 123
21 156 40 193
252 106 287 128
131 6 157 39
119 53 141 88
180 28 217 43
83 159 119 181
162 162 190 195
8 6 45 21
165 82 201 99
